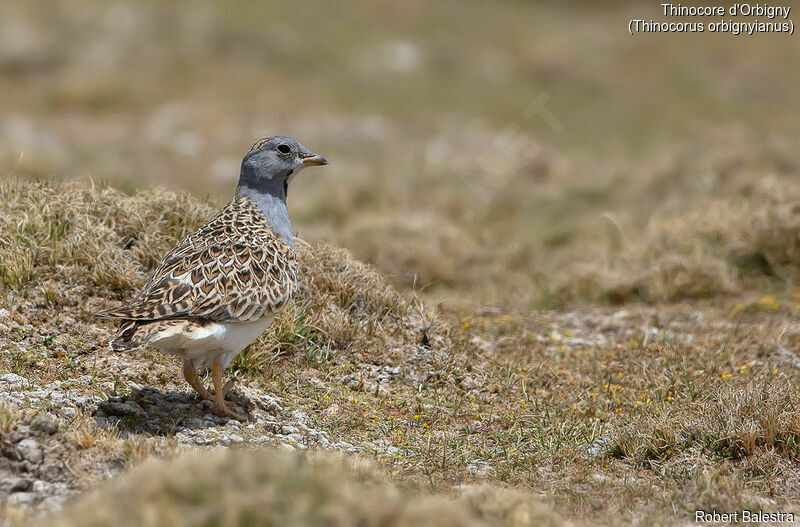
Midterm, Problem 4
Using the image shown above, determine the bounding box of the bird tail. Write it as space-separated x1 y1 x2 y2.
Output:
109 320 149 352
95 305 142 320
97 304 161 351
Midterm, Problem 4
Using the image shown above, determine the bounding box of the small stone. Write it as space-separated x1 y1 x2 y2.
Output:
0 373 29 389
39 495 68 514
7 492 39 505
466 460 495 478
257 395 282 414
32 480 49 493
31 415 58 435
180 418 208 430
586 434 610 458
290 410 309 425
280 425 299 435
0 309 9 318
0 477 32 493
261 421 282 434
37 464 60 480
16 438 43 465
97 400 146 418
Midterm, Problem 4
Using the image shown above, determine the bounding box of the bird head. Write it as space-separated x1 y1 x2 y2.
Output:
239 136 327 197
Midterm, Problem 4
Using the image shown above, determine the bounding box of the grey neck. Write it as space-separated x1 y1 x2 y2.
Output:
236 186 294 248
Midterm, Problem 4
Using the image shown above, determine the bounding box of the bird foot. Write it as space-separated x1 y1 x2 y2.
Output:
210 399 248 422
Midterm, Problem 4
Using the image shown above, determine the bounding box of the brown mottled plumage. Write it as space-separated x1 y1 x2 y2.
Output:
95 135 328 420
97 193 296 328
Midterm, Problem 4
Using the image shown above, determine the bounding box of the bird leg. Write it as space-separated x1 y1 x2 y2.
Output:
182 359 212 400
210 361 247 421
222 376 238 397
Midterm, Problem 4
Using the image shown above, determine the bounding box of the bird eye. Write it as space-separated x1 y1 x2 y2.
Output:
277 144 291 154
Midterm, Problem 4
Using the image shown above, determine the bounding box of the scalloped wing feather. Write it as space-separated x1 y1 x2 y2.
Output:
96 193 296 324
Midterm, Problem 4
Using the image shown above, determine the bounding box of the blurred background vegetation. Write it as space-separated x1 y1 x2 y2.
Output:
2 0 799 310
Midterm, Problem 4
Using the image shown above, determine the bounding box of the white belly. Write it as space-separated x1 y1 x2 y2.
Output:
150 316 275 371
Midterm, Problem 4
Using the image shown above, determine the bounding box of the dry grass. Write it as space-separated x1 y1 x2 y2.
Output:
548 175 800 305
1 178 800 525
0 178 214 293
0 402 22 434
65 411 120 451
240 240 417 372
42 448 579 527
609 380 800 463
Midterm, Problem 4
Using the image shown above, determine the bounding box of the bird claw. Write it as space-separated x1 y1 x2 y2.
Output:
210 400 248 422
208 362 247 421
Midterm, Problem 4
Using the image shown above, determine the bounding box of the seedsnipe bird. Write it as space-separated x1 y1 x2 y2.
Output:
96 136 328 420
